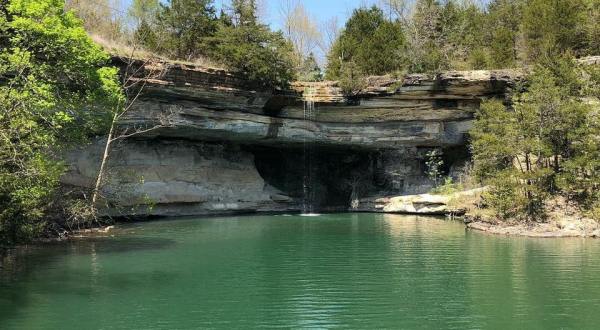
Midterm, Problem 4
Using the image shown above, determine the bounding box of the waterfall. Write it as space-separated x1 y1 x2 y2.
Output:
302 90 318 215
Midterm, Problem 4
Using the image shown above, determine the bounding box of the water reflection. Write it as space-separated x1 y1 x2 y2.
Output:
2 214 600 329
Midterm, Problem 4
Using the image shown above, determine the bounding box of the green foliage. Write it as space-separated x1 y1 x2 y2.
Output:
521 0 587 61
470 55 600 222
425 149 444 186
583 0 600 56
0 0 121 244
326 6 406 79
324 0 598 75
485 0 521 68
207 13 296 88
337 60 367 97
132 0 295 88
431 177 464 195
297 53 322 82
151 0 218 59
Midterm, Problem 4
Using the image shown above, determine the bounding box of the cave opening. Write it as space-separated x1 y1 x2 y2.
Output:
246 143 471 212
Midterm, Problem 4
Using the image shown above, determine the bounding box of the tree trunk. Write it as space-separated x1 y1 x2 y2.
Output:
91 113 117 208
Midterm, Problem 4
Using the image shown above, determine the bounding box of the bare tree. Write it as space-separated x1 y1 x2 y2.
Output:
65 0 127 42
379 0 413 23
84 8 176 215
279 0 322 65
90 55 175 211
319 16 340 57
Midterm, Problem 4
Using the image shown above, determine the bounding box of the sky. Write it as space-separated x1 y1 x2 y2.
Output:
242 0 379 30
120 0 381 32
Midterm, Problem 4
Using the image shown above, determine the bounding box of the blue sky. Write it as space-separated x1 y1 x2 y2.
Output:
120 1 380 31
212 0 380 32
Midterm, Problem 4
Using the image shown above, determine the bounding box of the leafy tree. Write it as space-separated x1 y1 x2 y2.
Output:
0 0 121 244
152 0 218 60
326 6 406 79
470 56 598 221
207 1 295 88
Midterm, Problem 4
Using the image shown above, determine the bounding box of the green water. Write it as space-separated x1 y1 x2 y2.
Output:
1 213 600 329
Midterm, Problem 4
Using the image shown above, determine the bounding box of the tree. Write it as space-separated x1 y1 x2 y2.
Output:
297 53 323 82
326 6 406 79
470 56 598 221
65 0 125 42
231 0 258 26
521 0 586 62
425 149 444 186
379 0 412 22
280 0 321 70
404 0 448 72
128 0 159 26
0 0 121 244
208 1 296 88
90 58 174 212
582 0 600 56
152 0 218 60
484 0 522 68
319 16 340 59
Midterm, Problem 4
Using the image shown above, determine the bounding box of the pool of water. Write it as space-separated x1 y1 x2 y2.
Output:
2 213 600 329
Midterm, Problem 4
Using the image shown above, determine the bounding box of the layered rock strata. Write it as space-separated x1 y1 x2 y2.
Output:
63 58 521 216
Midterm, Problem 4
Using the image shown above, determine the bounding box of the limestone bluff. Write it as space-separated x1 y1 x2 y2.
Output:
63 57 522 217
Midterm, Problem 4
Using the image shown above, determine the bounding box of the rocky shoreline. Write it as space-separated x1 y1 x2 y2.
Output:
465 219 600 238
358 188 600 238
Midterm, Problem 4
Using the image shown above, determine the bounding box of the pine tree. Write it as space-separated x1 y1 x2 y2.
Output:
298 53 323 82
208 1 296 88
153 0 218 60
485 0 522 68
521 0 586 61
325 6 406 79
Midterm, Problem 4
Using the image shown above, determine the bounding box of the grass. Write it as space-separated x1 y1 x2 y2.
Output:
90 34 226 70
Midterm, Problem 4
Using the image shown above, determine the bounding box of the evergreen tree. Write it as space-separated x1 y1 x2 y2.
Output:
298 53 323 82
231 0 257 26
208 1 295 88
485 0 522 68
521 0 586 61
582 0 600 56
471 56 598 221
153 0 218 60
326 6 406 79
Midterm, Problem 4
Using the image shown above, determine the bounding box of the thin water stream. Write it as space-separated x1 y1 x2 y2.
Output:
302 92 317 215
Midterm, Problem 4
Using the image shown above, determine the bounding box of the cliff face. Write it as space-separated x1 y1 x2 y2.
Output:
64 59 520 216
